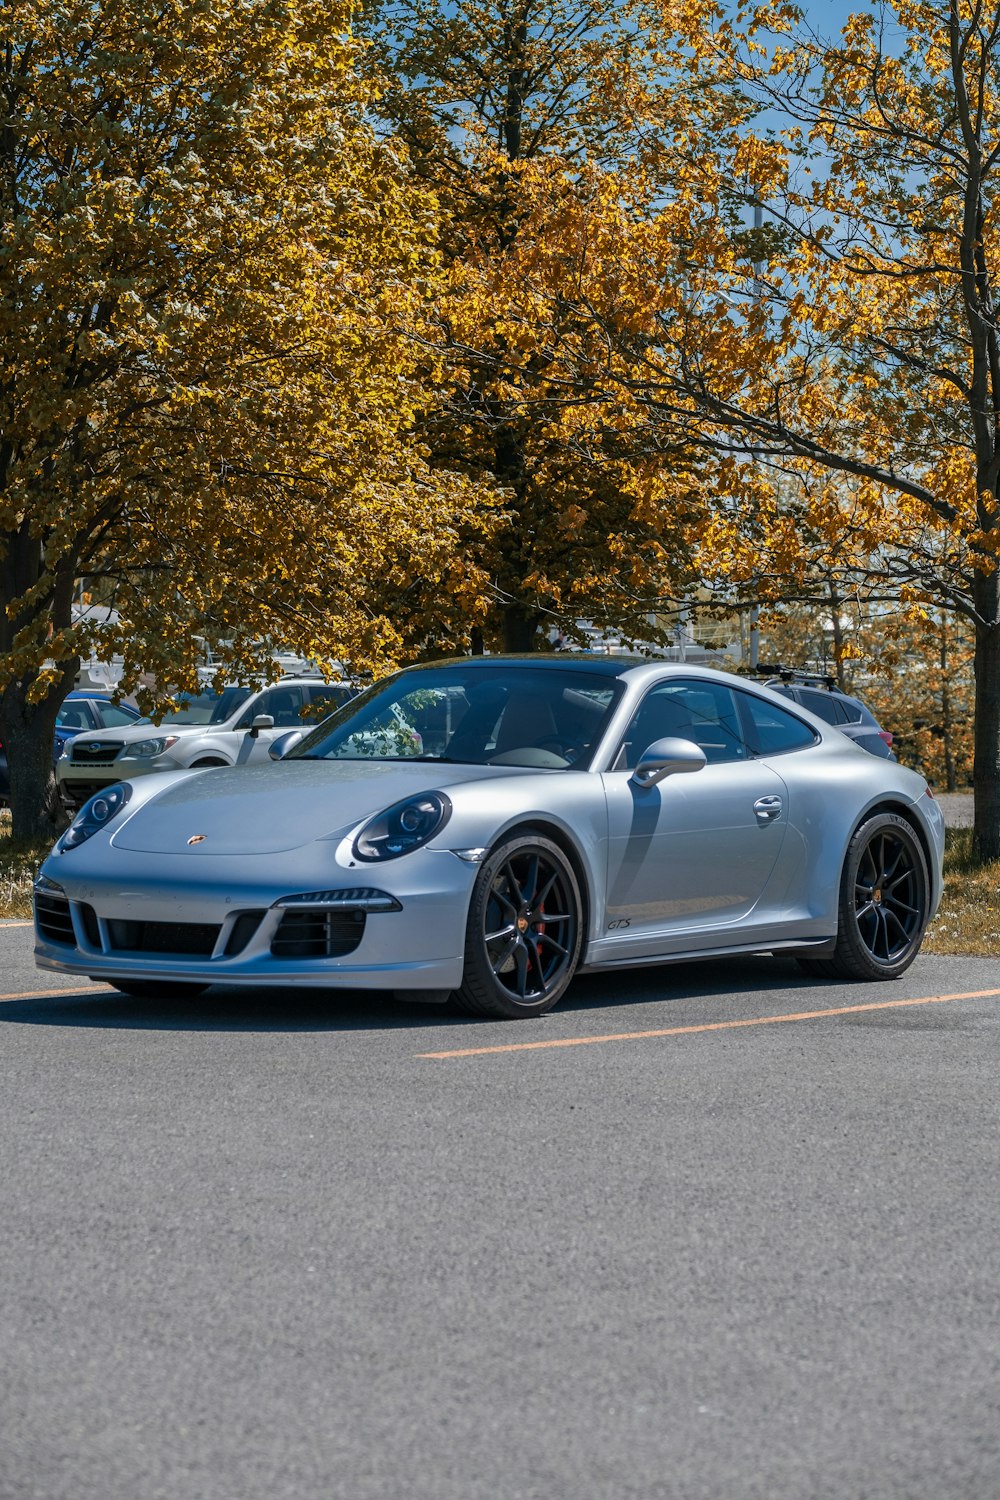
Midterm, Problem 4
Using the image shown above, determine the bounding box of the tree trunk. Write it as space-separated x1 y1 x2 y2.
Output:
940 620 958 793
0 515 79 837
0 676 73 842
972 572 1000 860
502 602 540 652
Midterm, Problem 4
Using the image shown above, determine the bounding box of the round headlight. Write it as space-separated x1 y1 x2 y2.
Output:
58 782 133 850
353 792 452 861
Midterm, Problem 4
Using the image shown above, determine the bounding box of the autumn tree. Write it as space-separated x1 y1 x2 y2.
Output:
573 0 1000 856
0 0 495 839
359 0 718 652
752 597 975 788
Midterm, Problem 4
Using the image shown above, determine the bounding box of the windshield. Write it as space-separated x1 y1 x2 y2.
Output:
288 663 624 769
158 686 253 725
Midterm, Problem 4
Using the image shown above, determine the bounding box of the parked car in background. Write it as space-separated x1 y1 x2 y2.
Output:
36 656 944 1015
760 668 896 759
0 691 143 806
56 676 357 808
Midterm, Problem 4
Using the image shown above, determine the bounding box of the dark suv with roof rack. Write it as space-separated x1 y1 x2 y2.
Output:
758 667 895 759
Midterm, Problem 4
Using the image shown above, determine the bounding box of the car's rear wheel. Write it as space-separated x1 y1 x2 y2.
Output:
107 980 209 999
453 834 583 1018
800 812 929 982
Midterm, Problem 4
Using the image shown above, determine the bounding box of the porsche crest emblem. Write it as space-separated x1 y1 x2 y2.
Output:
187 834 207 845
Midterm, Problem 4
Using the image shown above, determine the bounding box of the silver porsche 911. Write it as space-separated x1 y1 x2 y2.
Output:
34 656 945 1019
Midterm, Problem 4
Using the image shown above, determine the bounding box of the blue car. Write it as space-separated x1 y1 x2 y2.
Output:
0 691 143 806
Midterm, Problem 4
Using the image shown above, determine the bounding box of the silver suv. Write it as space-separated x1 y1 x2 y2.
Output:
56 677 357 808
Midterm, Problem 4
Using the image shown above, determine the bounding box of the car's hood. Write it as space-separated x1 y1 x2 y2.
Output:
111 758 537 855
72 720 213 744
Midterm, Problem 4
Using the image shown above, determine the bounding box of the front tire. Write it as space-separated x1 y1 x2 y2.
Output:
806 812 929 982
107 980 209 999
453 834 583 1018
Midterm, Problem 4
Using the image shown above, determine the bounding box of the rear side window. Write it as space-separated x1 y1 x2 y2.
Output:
740 693 819 756
840 697 874 726
799 688 846 725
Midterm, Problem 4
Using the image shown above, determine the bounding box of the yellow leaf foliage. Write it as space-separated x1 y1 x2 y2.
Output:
0 0 500 710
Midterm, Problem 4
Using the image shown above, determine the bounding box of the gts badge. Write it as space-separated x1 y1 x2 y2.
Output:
607 917 631 930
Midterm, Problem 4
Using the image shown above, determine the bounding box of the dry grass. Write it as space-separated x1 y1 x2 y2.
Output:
923 828 1000 957
1 808 997 954
0 809 52 919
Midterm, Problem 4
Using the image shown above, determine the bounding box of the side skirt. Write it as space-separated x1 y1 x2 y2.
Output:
578 935 838 975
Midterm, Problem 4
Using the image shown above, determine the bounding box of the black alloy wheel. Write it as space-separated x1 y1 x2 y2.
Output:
801 812 929 982
454 833 583 1018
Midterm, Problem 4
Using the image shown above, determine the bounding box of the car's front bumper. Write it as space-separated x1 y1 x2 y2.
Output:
57 755 182 805
33 845 474 991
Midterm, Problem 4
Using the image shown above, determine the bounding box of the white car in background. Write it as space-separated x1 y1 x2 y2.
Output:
56 677 357 809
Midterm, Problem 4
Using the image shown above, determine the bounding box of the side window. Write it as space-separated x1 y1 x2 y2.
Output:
800 688 844 725
55 703 91 730
741 692 819 755
304 684 354 721
617 681 750 768
237 686 306 729
258 685 306 727
97 704 141 728
839 697 867 726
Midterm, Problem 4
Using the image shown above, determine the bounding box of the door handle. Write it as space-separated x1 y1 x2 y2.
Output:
753 795 783 822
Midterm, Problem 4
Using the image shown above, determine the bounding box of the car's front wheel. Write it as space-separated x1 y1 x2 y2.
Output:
107 980 209 999
453 833 583 1018
801 812 929 982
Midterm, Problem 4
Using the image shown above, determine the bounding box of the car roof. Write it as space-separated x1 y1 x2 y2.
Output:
412 653 664 678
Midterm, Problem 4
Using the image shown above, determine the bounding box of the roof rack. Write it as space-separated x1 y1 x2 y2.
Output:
755 663 838 691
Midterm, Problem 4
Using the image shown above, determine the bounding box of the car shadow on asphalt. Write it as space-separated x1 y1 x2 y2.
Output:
1 954 819 1033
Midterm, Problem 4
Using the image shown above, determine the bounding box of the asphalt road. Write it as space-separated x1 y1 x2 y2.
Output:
2 923 999 1500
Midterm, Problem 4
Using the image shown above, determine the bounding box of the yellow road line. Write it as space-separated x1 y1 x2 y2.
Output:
418 987 1000 1059
0 984 112 1002
1 921 33 928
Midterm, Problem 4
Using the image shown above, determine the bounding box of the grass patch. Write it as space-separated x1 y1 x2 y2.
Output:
0 809 53 920
923 827 1000 957
1 809 997 954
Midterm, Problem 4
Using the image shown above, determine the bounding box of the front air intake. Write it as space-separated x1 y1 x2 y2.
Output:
106 919 221 956
270 909 366 959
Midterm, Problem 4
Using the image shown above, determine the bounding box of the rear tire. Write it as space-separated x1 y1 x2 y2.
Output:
452 834 583 1019
804 812 929 982
107 980 209 999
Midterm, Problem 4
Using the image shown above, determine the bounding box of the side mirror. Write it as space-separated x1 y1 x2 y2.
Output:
630 736 707 788
268 729 304 760
248 713 275 739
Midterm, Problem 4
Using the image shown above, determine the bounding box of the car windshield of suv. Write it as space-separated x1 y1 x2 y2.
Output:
289 663 624 768
158 686 254 725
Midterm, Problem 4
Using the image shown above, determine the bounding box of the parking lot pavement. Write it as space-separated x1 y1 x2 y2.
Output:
2 923 999 1500
935 791 974 827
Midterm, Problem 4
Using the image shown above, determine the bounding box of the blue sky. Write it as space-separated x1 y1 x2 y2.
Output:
800 1 880 35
